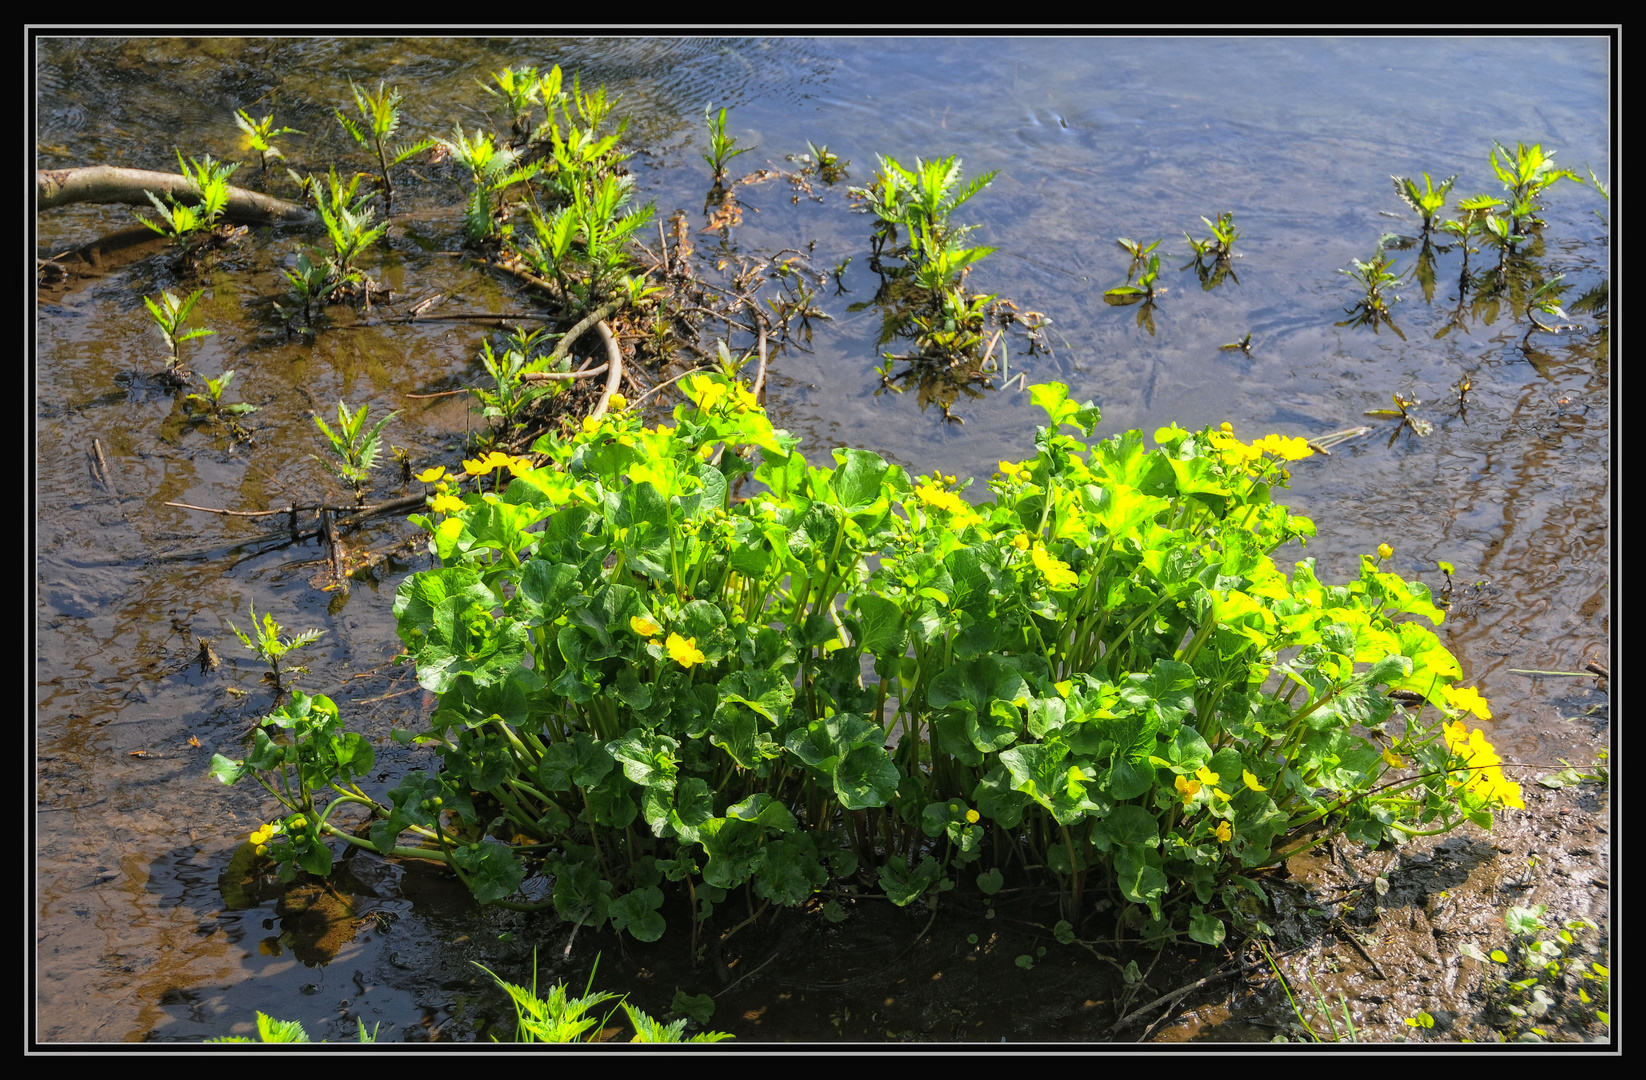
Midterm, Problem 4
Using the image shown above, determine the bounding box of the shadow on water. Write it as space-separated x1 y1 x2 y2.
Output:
35 34 1609 1043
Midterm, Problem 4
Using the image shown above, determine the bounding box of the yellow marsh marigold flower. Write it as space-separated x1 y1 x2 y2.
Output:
463 451 514 476
429 492 466 514
1195 765 1220 786
1215 820 1233 843
582 414 604 434
1377 542 1394 560
966 809 981 824
506 455 535 478
914 482 969 516
414 466 447 483
1012 532 1031 551
1382 747 1404 769
608 392 628 411
666 633 706 668
1253 433 1315 461
1242 769 1267 792
630 615 661 638
1214 787 1231 801
1441 684 1492 720
1176 774 1202 806
1207 430 1263 470
1032 545 1080 590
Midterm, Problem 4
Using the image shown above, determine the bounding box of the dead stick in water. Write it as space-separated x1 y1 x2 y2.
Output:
36 166 315 225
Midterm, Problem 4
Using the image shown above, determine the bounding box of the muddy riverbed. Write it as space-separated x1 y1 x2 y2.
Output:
34 35 1611 1045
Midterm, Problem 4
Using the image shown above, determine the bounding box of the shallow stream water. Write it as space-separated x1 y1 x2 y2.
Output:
34 35 1610 1043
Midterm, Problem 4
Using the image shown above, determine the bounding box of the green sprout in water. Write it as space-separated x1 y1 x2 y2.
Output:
335 80 434 217
142 288 214 376
183 369 257 438
234 109 303 173
703 104 755 187
1491 141 1583 232
312 399 400 504
306 166 387 306
1391 171 1458 235
806 140 848 184
1336 251 1407 339
227 601 324 694
140 151 240 242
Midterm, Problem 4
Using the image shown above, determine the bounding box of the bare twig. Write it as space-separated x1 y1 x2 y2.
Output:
1111 957 1271 1034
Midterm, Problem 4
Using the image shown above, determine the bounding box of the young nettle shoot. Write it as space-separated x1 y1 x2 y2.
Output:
1523 273 1579 342
184 369 258 429
312 400 400 504
703 104 755 186
279 251 331 325
143 288 214 375
1391 171 1458 235
335 80 434 217
1116 236 1162 279
1337 251 1406 335
1187 211 1240 261
1182 212 1240 290
227 602 324 694
806 140 848 184
475 327 558 431
1491 141 1583 231
234 109 303 173
1105 251 1162 300
141 152 240 240
481 65 544 143
436 124 539 242
310 167 386 305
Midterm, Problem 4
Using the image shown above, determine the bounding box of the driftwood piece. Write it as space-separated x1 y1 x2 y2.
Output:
36 166 315 226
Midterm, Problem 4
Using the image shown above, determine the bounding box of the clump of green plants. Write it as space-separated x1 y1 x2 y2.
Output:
213 373 1523 953
1337 251 1407 338
1391 171 1458 235
334 80 433 217
1459 906 1609 1042
311 399 399 504
183 368 258 438
234 109 303 173
478 953 732 1043
142 287 214 377
703 104 755 187
140 151 239 242
472 325 563 433
226 601 324 696
850 155 1004 418
310 166 388 306
207 1013 379 1043
1182 211 1240 290
1105 238 1165 334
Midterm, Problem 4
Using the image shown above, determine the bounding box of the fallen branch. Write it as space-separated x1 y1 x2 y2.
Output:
590 319 624 418
36 166 315 226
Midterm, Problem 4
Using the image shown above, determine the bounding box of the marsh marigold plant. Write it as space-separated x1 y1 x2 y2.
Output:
214 375 1518 947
